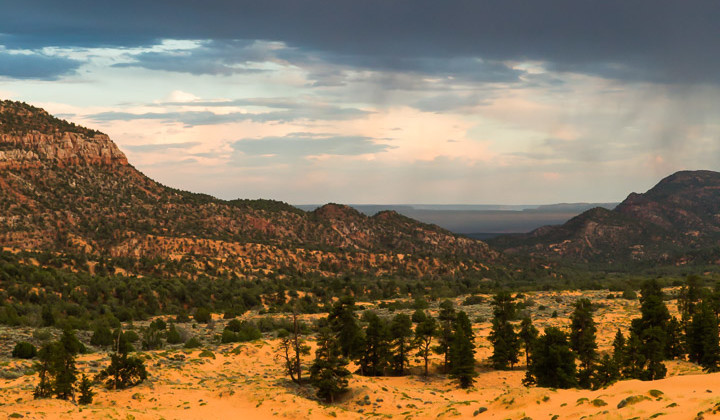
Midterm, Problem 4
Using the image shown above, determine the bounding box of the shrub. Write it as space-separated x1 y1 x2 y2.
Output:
184 337 202 349
12 342 37 359
166 324 184 344
194 308 212 323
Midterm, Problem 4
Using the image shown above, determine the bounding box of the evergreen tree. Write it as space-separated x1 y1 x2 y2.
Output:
528 327 577 389
359 311 391 376
519 316 538 368
665 316 684 359
98 329 148 390
678 275 703 324
612 329 626 367
91 325 114 348
449 311 477 388
622 330 647 379
489 292 519 370
591 354 620 389
687 300 720 372
77 374 94 405
569 298 597 388
33 332 80 401
627 279 670 380
310 327 351 403
390 314 413 375
327 296 364 360
414 313 437 376
433 299 456 372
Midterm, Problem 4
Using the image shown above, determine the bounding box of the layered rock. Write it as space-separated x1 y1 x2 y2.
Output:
0 132 128 168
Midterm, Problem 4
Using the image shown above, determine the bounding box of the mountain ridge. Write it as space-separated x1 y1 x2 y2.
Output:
490 169 720 266
0 100 496 280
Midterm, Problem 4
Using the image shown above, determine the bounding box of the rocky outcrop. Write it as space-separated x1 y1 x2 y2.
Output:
0 132 128 168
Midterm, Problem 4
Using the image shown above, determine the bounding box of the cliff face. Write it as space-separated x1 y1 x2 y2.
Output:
0 100 496 280
0 132 128 168
490 170 720 266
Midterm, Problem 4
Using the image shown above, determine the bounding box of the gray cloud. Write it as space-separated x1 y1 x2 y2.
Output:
4 1 720 84
114 40 272 75
86 105 372 126
0 50 81 80
413 94 490 113
231 133 392 159
124 141 200 152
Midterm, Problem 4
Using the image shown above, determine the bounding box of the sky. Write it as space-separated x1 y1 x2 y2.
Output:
2 0 720 205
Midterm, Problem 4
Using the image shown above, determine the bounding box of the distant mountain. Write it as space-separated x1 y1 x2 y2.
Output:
490 170 720 266
297 203 618 235
0 100 496 280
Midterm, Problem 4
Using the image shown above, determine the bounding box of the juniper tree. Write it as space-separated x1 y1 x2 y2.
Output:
528 327 577 389
390 314 413 375
449 311 477 388
310 327 351 403
489 291 519 370
569 298 597 388
433 299 456 372
414 313 437 376
98 329 148 390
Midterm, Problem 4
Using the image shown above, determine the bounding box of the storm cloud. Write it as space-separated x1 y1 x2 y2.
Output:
3 0 720 84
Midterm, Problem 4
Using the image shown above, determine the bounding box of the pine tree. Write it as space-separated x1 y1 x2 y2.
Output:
449 311 477 388
414 313 437 376
489 292 519 370
528 327 577 389
433 300 456 372
390 314 413 375
327 296 364 361
569 298 597 388
310 327 351 403
612 329 626 367
33 332 80 401
519 316 538 368
627 279 670 380
359 311 391 376
77 374 94 405
688 300 720 372
678 275 703 324
591 354 620 389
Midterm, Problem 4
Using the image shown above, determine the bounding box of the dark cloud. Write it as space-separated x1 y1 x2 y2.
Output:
3 1 720 84
0 50 81 80
231 133 392 158
114 40 272 75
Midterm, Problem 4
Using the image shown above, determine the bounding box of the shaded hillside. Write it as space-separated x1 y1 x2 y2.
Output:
491 170 720 266
0 100 495 280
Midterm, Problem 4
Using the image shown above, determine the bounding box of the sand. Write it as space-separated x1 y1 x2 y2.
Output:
2 289 720 420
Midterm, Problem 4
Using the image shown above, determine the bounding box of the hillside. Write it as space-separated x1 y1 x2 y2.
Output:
0 100 496 280
490 170 720 266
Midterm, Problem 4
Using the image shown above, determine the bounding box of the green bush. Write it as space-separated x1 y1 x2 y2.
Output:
184 337 202 349
12 341 37 359
194 308 212 323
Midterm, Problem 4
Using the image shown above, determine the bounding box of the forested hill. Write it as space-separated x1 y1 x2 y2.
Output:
490 170 720 267
0 99 498 281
